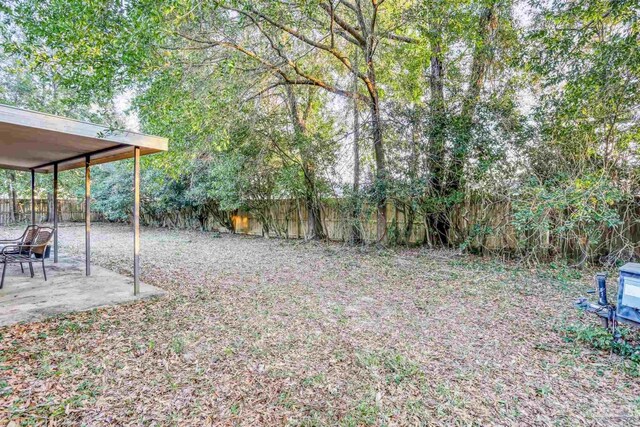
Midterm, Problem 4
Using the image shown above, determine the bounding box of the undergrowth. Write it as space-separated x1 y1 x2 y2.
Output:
564 323 640 376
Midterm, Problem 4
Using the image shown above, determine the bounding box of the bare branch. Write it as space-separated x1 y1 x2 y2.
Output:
218 4 367 82
338 0 359 13
382 33 419 44
319 2 366 46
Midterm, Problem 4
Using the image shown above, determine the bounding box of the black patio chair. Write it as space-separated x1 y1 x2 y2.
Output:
0 224 39 274
1 227 54 289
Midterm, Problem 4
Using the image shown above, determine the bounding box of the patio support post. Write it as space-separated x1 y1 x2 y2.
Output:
85 156 91 276
30 169 35 224
53 163 58 263
133 146 140 295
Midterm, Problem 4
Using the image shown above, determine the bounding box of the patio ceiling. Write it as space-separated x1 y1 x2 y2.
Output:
0 104 169 296
0 104 168 173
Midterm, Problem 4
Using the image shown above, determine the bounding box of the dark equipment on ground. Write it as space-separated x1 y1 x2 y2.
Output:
576 263 640 339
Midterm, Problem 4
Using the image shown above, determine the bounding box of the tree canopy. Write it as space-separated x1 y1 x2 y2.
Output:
0 0 638 261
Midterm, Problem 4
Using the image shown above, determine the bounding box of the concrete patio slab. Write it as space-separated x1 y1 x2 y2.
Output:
0 256 164 327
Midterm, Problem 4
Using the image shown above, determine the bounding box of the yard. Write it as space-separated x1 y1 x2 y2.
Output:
1 224 639 426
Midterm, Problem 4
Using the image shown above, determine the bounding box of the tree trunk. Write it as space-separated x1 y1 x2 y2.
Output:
285 85 325 240
426 37 451 246
448 2 499 194
304 164 324 240
371 98 387 243
260 208 270 238
8 171 17 223
351 65 362 244
405 115 419 244
364 52 387 243
352 9 387 244
425 4 499 247
405 203 415 245
47 192 53 222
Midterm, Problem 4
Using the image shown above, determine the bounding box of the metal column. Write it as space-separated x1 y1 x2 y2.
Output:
85 156 91 276
133 146 140 295
30 169 35 224
53 163 59 263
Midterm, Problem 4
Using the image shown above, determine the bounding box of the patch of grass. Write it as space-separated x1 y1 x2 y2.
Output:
535 385 553 397
302 373 325 387
295 411 327 427
435 382 452 399
403 398 426 418
356 352 381 369
75 379 99 398
56 320 83 335
88 363 104 375
340 400 379 427
536 262 586 293
277 390 297 409
60 355 85 374
170 336 186 354
563 324 640 376
448 257 507 274
230 402 241 415
8 385 99 423
356 350 422 385
434 382 467 409
383 353 422 385
36 361 55 379
47 393 91 418
542 262 584 281
0 379 11 397
333 350 347 363
332 305 349 325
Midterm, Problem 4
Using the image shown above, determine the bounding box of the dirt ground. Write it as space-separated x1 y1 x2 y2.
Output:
1 223 639 426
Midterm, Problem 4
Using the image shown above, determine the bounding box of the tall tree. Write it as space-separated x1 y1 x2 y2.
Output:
284 85 326 239
174 0 416 242
417 0 508 246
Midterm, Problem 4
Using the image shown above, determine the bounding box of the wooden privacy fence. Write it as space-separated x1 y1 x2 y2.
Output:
153 197 640 258
140 197 639 255
228 198 521 247
0 198 103 225
228 199 484 245
5 197 637 259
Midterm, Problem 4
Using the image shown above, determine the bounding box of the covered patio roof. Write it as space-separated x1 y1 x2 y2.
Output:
0 103 169 296
0 104 167 173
